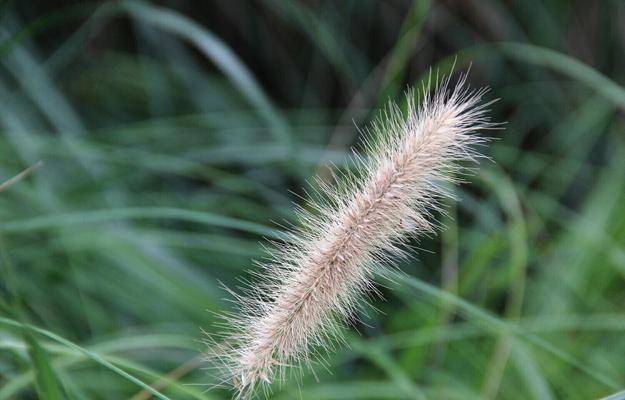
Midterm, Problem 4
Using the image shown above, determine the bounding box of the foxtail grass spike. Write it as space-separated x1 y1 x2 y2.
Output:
210 73 496 398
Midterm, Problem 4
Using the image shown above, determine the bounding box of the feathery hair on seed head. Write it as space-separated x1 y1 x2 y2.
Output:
208 73 496 398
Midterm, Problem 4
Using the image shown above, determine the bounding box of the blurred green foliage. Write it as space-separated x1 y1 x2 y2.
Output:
1 1 625 399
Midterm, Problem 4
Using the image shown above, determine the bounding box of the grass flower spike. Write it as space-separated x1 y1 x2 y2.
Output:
213 73 495 398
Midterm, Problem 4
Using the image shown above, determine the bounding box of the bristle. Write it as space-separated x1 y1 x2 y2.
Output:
208 74 496 398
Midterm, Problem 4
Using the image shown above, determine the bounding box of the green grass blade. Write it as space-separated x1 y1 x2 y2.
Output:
388 271 620 390
0 207 282 239
23 332 69 400
496 42 625 109
122 0 292 149
0 317 172 400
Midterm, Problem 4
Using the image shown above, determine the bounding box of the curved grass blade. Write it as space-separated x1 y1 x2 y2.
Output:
496 42 625 110
0 317 172 400
0 207 282 239
121 0 292 149
388 271 620 390
0 334 212 400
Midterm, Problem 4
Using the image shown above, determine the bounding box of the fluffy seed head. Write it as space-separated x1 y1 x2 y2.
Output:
208 73 496 398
